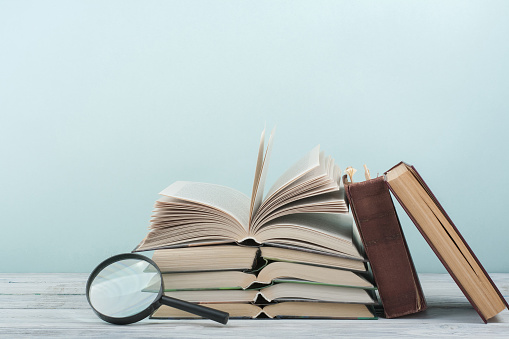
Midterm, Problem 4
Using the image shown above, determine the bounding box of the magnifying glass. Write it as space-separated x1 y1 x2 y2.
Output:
86 253 229 325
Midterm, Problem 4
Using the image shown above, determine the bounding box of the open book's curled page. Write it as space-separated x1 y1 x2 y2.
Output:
249 127 275 223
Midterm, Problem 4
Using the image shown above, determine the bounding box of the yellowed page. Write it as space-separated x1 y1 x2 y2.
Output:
249 127 276 226
160 181 250 231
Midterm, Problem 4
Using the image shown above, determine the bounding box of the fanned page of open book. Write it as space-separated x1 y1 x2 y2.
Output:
137 128 351 253
158 181 251 233
263 144 321 201
249 127 275 224
256 213 363 259
250 146 344 231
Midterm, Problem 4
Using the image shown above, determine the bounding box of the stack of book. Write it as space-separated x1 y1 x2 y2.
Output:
134 128 508 323
133 129 379 319
144 245 377 319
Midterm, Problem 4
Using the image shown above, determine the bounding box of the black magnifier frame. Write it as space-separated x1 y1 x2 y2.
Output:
86 253 229 325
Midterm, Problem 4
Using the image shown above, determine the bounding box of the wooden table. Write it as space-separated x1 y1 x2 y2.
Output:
1 273 508 338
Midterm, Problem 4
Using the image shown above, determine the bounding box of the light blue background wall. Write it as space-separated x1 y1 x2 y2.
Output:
1 1 508 273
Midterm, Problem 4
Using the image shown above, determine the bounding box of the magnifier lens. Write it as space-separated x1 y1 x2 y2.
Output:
87 253 229 325
88 258 160 319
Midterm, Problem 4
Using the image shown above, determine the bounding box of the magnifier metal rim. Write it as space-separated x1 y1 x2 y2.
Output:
86 253 164 325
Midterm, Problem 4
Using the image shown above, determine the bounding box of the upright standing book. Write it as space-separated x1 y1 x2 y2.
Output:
344 175 426 318
385 162 509 323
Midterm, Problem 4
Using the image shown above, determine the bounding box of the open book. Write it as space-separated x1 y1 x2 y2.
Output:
135 129 359 259
344 174 426 318
161 261 374 290
152 302 376 320
163 283 376 304
150 245 367 273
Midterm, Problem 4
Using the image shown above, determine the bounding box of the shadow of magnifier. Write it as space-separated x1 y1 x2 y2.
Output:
86 253 229 325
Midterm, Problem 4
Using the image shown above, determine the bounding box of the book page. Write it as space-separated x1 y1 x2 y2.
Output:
263 145 321 205
260 283 376 304
152 245 259 272
160 181 250 230
162 271 256 290
263 302 375 319
262 213 354 240
249 127 275 225
152 303 262 319
164 289 258 303
251 149 343 230
249 128 266 218
260 246 367 271
256 191 348 225
256 213 362 259
256 261 373 288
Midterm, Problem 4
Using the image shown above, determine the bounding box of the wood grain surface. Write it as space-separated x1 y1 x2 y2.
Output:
1 273 508 338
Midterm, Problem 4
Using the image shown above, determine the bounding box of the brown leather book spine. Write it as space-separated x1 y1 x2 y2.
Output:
385 162 509 323
345 176 426 318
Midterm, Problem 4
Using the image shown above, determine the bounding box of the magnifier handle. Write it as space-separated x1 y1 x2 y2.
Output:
160 296 229 325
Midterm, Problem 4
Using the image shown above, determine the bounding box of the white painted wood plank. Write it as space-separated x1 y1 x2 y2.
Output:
0 295 87 309
0 273 88 294
0 309 508 338
1 308 507 325
0 273 508 338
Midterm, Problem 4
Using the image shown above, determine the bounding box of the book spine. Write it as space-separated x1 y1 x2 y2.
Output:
345 176 426 318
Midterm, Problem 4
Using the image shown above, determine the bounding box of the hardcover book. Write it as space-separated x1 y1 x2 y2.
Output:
152 302 376 320
159 258 373 291
150 244 367 274
344 175 426 318
385 162 509 323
